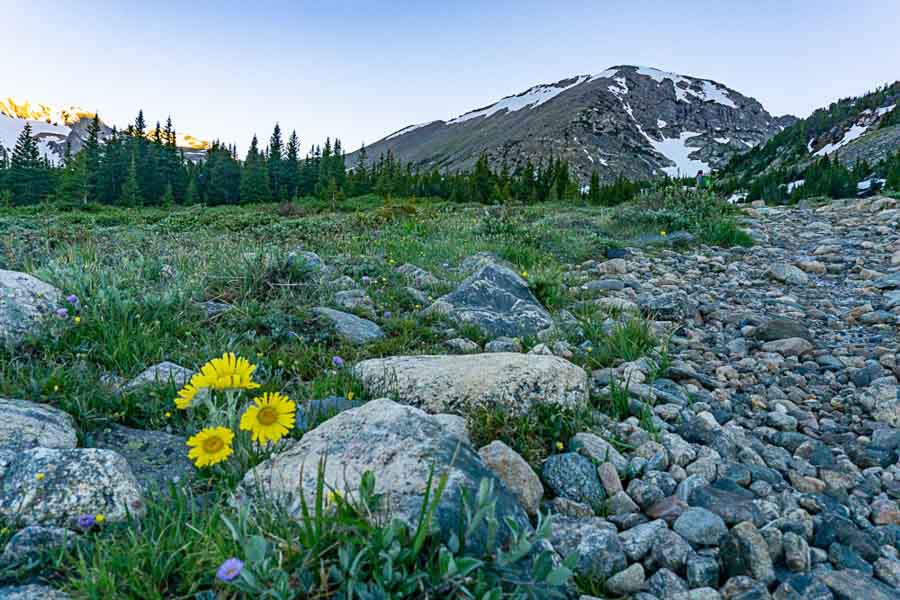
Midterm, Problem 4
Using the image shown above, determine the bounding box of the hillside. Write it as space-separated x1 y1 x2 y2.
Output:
724 82 900 194
348 65 796 183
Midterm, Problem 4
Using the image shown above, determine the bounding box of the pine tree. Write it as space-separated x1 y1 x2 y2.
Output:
283 130 300 199
121 152 141 206
588 170 601 204
267 124 284 199
81 113 102 203
8 123 51 205
185 174 198 204
240 135 271 203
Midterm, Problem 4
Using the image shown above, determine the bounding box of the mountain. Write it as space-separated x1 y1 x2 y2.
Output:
725 82 900 179
348 65 797 183
0 97 210 164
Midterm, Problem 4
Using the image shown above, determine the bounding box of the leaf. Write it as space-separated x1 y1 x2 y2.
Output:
244 534 268 563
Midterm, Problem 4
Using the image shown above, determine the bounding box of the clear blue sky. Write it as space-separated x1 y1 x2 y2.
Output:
4 0 899 154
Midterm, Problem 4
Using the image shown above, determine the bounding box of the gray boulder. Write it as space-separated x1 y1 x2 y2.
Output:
0 398 77 450
352 353 587 416
1 525 75 563
721 521 775 584
478 441 543 516
0 269 62 348
396 263 441 288
426 262 552 338
92 425 194 493
542 453 606 509
548 516 626 580
766 263 809 285
123 361 196 392
234 399 529 551
0 447 144 526
313 307 384 345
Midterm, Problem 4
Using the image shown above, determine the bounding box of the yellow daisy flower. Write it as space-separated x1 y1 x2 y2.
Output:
187 427 234 467
175 375 204 410
239 392 296 444
94 514 105 524
196 352 260 391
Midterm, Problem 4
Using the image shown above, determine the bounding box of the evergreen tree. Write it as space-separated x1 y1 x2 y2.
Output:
121 152 141 207
7 123 51 205
267 124 284 199
240 135 271 203
283 130 300 198
588 170 601 204
81 114 102 203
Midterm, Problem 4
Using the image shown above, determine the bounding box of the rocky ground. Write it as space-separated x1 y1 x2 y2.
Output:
2 195 900 598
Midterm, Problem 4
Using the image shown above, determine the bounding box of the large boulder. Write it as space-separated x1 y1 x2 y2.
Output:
0 269 62 348
312 307 384 345
92 425 194 493
0 447 144 526
123 361 196 392
0 398 77 450
234 399 530 551
426 262 552 338
352 353 588 416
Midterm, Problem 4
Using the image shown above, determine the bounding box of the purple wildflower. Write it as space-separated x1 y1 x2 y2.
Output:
383 311 392 319
66 294 79 305
216 557 244 582
55 307 69 319
77 514 95 529
332 356 344 368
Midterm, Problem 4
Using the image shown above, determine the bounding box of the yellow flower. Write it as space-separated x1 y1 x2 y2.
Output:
175 375 204 410
521 271 528 278
164 411 172 418
74 316 82 324
35 472 45 481
555 441 564 451
660 230 667 237
187 427 234 467
346 391 354 402
326 490 341 504
94 514 105 524
53 385 59 392
240 392 296 444
195 352 260 391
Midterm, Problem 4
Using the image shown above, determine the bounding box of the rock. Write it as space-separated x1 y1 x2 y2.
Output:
0 447 144 526
477 441 543 516
333 289 376 316
123 361 196 392
287 250 326 274
352 353 587 416
312 307 384 345
598 461 624 495
649 528 692 573
647 568 689 599
673 589 721 600
606 563 646 596
753 317 811 342
1 525 75 563
607 490 640 515
761 337 814 357
874 557 900 588
864 382 900 427
542 453 605 509
619 518 668 562
0 585 71 599
297 396 360 429
396 263 441 288
689 484 762 526
721 576 771 599
569 432 629 474
783 531 810 572
234 399 529 552
817 569 899 600
91 425 194 493
828 542 873 575
548 516 626 580
0 398 77 450
445 338 481 354
0 269 62 348
688 554 721 589
674 507 728 547
432 414 471 445
484 337 523 353
638 291 696 321
426 262 553 338
721 521 775 584
767 263 809 285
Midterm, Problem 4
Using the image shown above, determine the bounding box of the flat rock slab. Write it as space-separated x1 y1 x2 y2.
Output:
0 447 144 526
0 585 71 600
352 353 588 416
426 262 553 338
235 398 529 553
313 307 384 345
0 398 77 450
92 425 194 494
0 269 62 348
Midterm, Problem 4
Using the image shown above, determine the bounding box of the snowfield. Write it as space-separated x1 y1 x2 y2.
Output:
0 113 69 163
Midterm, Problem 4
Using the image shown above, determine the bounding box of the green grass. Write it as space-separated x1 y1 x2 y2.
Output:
0 191 724 597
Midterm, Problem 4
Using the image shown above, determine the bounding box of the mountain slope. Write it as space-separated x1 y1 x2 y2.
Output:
349 66 796 183
725 82 900 179
0 97 210 164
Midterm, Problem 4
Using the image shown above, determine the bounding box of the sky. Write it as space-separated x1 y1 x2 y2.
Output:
4 1 899 154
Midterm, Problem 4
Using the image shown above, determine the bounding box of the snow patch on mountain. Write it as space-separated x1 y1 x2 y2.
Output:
449 75 590 123
385 121 439 140
814 123 869 157
645 131 710 177
635 66 737 108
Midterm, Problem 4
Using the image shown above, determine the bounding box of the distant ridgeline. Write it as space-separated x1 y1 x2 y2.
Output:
721 82 900 201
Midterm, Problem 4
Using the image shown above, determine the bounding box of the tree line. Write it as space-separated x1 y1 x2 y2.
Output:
0 111 646 208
